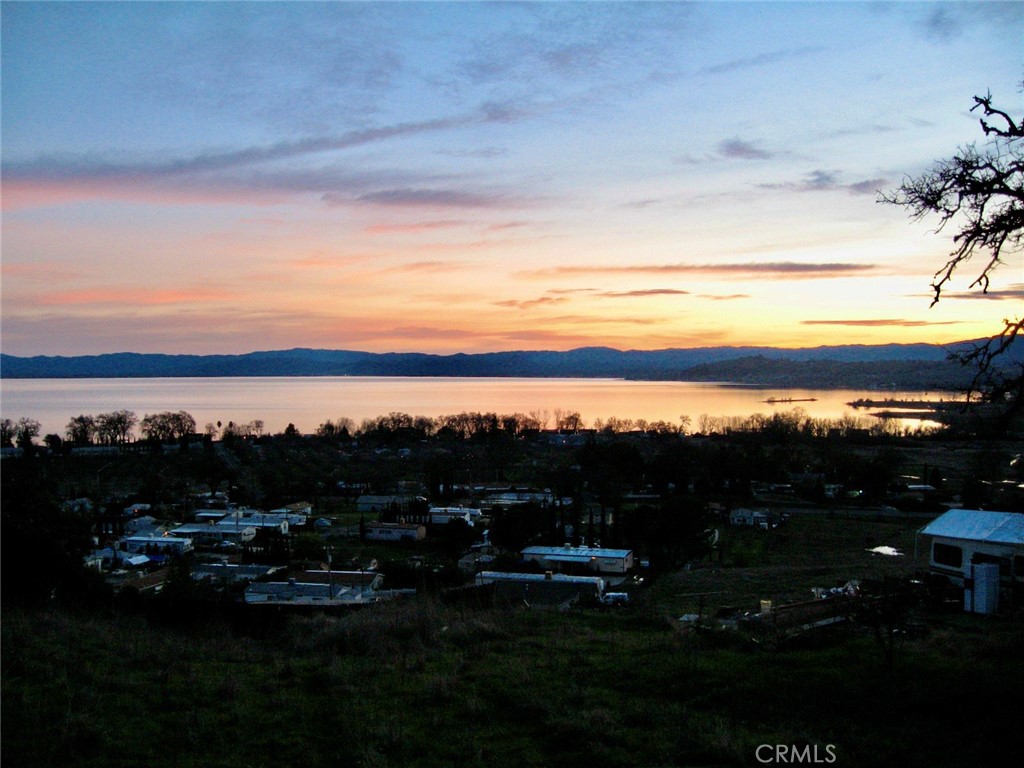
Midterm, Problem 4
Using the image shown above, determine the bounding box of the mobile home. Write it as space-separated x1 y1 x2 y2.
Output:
919 509 1024 592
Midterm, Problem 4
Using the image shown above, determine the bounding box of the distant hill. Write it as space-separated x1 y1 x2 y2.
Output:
669 355 976 390
1 339 1017 390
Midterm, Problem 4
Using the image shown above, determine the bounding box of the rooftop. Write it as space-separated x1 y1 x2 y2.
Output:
522 545 633 559
920 509 1024 546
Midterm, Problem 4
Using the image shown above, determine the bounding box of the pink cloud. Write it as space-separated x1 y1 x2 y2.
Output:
520 261 879 279
363 220 467 234
36 287 235 307
494 296 570 309
1 177 282 211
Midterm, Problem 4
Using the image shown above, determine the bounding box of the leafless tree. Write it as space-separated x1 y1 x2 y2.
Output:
880 86 1023 422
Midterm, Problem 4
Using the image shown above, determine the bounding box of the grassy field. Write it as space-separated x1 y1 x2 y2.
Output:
3 514 1021 768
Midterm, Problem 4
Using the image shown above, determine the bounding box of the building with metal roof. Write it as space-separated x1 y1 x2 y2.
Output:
244 571 384 605
521 544 634 574
475 571 605 608
919 509 1024 545
918 509 1024 593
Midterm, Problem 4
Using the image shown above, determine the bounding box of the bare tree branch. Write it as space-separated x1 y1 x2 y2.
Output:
880 86 1023 430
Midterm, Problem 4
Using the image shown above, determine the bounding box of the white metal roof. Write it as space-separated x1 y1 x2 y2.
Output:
522 545 633 559
920 509 1024 545
477 571 605 586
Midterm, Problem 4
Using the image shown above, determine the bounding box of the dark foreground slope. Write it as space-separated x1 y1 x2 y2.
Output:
4 581 1020 768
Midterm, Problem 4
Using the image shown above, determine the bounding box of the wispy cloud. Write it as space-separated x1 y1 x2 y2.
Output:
801 319 960 328
622 198 664 209
485 221 533 232
364 220 467 234
759 169 887 195
290 253 375 270
596 289 690 298
383 261 466 274
494 296 570 310
548 288 598 296
522 261 879 279
698 293 751 301
35 287 235 307
352 188 513 209
545 314 662 327
2 106 531 210
698 46 824 76
940 285 1024 301
718 138 774 160
4 117 475 183
0 262 86 282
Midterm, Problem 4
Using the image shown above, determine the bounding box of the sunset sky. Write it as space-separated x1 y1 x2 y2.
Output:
2 1 1022 357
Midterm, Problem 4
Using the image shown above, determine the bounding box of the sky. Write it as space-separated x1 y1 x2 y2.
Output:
2 1 1022 357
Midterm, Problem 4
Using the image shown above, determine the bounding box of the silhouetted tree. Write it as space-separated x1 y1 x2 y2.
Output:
881 86 1023 423
66 414 97 445
95 410 137 445
15 417 41 451
0 418 14 447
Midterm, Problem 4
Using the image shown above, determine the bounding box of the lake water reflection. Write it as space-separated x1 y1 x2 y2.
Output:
1 376 951 437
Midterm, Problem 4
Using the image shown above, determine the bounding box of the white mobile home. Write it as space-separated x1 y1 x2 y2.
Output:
520 544 634 574
919 509 1024 590
428 506 481 526
730 508 775 529
123 535 193 556
364 521 426 542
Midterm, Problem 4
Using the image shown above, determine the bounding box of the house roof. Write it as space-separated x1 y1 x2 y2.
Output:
193 563 283 582
300 570 381 587
477 571 605 587
522 545 632 559
920 509 1024 546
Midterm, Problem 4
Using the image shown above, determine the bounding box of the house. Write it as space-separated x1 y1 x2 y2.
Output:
365 521 426 542
215 510 294 535
122 535 193 556
733 512 770 528
428 506 481 526
484 490 554 510
918 509 1024 594
520 544 634 574
195 509 229 523
283 501 313 517
125 516 162 536
475 570 605 608
169 522 256 548
356 494 422 515
83 551 105 572
244 570 384 605
192 563 285 584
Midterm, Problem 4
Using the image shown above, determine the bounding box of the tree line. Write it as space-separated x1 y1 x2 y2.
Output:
2 404 931 452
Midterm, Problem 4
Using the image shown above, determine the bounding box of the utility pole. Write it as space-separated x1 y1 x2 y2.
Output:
326 545 334 601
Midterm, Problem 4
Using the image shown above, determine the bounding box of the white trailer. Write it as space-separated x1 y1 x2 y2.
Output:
919 509 1024 594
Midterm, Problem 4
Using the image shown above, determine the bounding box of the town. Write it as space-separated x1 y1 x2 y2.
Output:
3 407 1022 767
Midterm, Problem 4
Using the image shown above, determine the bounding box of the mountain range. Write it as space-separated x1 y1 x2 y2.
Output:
4 338 1019 389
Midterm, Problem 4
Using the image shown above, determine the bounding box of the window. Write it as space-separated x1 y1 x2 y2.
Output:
933 542 962 568
1015 555 1024 580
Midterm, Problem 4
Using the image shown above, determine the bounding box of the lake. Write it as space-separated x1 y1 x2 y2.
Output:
0 376 952 438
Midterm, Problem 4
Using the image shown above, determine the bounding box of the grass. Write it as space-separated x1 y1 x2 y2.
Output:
3 514 1022 767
